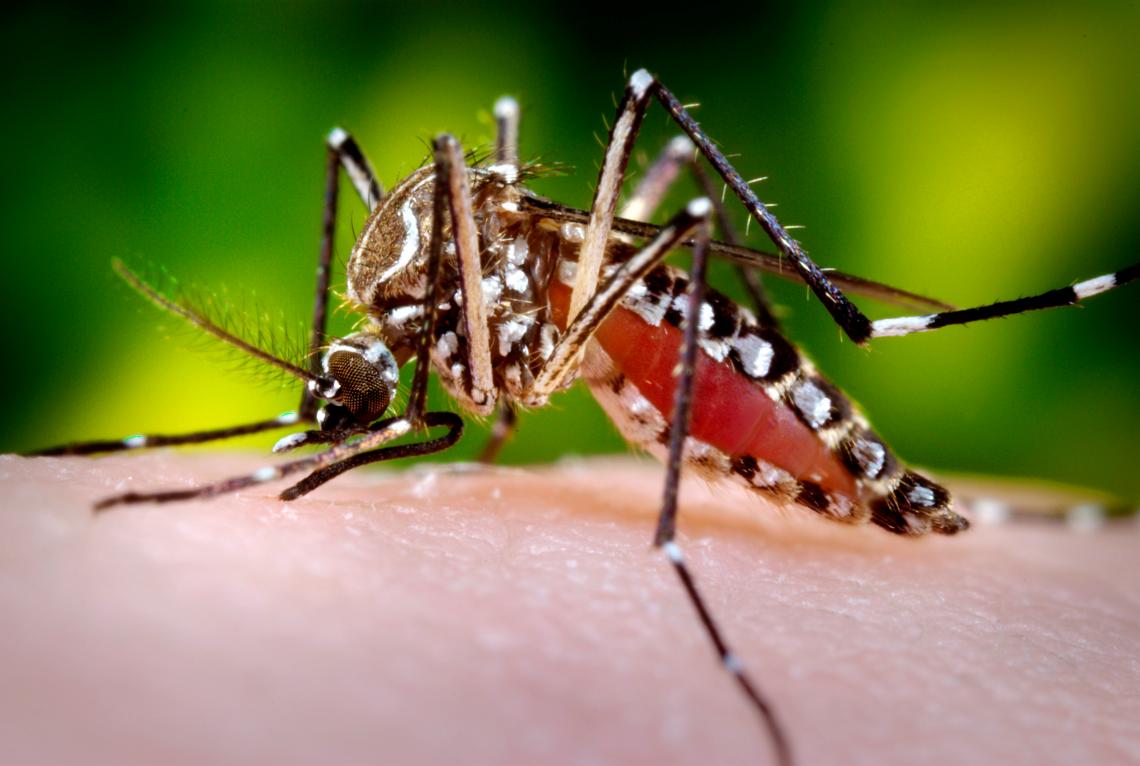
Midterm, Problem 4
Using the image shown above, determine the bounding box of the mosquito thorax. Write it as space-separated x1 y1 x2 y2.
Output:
346 165 522 312
342 161 567 414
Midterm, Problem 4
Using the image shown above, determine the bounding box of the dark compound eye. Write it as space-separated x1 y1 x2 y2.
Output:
327 349 392 423
320 333 400 425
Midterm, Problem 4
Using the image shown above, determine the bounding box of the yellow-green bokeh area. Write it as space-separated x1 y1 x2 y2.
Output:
4 2 1137 498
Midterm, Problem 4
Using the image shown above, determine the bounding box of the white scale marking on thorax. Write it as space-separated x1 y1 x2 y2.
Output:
497 317 531 357
387 305 422 328
378 200 421 283
377 176 432 283
481 275 503 305
504 264 529 293
507 236 529 266
436 331 459 359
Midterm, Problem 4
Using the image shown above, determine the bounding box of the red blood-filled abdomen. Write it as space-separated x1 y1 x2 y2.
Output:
549 279 855 496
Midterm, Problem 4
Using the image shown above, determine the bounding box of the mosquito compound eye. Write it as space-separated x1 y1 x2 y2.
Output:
320 333 399 424
326 350 389 421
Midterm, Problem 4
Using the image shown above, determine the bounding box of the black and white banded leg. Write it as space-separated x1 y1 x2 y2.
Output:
565 69 655 328
635 71 872 342
435 134 496 412
547 70 779 391
464 97 524 465
868 263 1140 338
26 413 304 457
325 127 383 211
278 412 463 501
612 70 1140 343
94 413 463 510
516 196 953 313
654 213 793 766
688 159 780 327
493 96 520 168
300 127 383 420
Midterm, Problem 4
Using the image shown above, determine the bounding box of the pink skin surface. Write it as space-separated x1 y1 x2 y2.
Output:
1 453 1138 766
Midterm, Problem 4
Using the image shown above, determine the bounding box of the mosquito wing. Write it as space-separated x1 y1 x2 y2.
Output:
521 195 954 313
937 473 1136 528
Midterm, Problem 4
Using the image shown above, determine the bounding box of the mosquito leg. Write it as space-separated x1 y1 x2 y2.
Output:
663 540 792 766
620 135 694 222
93 413 419 510
655 215 793 766
636 73 873 343
430 134 496 414
532 199 711 397
300 136 344 419
299 129 384 420
567 70 656 327
476 402 517 464
868 262 1140 338
493 96 520 167
689 161 779 327
29 131 385 461
396 132 482 427
24 413 304 457
621 133 779 327
279 412 463 500
326 127 383 212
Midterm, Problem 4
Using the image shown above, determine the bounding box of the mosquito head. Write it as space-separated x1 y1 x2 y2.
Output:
309 331 399 428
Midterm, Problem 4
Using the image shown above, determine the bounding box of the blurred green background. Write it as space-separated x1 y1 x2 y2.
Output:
4 2 1138 498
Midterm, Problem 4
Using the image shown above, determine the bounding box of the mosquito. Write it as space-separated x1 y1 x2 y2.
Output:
28 69 1138 766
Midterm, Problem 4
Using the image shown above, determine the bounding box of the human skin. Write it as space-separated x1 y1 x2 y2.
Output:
1 453 1137 766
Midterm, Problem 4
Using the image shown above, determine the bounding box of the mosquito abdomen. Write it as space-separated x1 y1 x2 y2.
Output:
549 266 968 536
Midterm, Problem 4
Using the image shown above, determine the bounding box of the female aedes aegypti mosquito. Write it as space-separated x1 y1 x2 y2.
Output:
29 69 1139 765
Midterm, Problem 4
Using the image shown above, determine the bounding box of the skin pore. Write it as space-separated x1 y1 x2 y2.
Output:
1 452 1137 766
